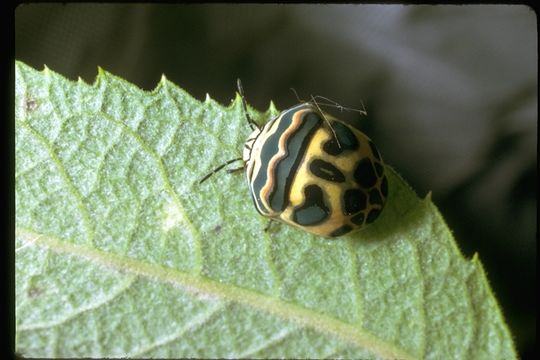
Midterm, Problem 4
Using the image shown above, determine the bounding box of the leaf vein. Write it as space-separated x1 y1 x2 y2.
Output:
234 326 294 358
96 111 204 274
412 241 427 359
16 227 414 360
465 263 479 360
17 274 136 331
263 231 283 298
128 302 226 357
346 239 363 325
84 118 126 197
16 120 95 246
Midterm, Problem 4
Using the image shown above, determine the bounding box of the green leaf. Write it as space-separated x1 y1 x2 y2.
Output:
15 61 516 359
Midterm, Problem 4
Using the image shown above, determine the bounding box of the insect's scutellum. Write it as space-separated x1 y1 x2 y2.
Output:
202 80 388 237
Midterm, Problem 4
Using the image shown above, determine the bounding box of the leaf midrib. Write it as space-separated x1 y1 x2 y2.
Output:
16 226 414 360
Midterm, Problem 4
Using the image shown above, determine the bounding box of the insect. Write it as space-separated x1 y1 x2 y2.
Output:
200 80 388 238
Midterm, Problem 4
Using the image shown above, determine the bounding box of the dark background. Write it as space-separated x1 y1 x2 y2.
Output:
16 4 536 358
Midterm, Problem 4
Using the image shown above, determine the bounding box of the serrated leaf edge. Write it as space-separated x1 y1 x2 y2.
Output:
15 60 517 359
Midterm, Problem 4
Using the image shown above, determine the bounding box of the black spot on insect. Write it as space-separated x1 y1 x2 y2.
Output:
374 162 384 178
309 159 345 183
343 189 367 215
329 224 353 237
322 140 342 156
381 176 389 198
368 189 383 206
351 212 365 225
354 158 377 188
369 140 381 160
366 208 381 224
322 122 359 156
292 184 330 226
26 97 38 112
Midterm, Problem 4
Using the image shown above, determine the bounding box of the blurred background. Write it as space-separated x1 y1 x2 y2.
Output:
16 4 536 358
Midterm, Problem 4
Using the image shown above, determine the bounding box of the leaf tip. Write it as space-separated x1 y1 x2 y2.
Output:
97 66 107 77
268 100 278 113
160 73 168 85
154 74 168 93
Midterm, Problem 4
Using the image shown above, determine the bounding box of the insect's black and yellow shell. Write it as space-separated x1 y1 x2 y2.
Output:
243 103 388 238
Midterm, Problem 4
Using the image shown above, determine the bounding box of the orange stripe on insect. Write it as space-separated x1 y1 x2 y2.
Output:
259 109 308 212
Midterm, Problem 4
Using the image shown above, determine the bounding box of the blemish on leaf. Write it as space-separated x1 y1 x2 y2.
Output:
26 97 38 112
28 286 45 298
162 201 183 231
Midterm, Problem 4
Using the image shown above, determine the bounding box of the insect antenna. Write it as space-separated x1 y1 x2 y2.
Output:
199 157 244 184
311 95 367 116
310 94 342 151
237 79 260 131
290 87 304 103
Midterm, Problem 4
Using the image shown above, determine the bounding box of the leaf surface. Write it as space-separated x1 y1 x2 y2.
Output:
15 61 516 359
